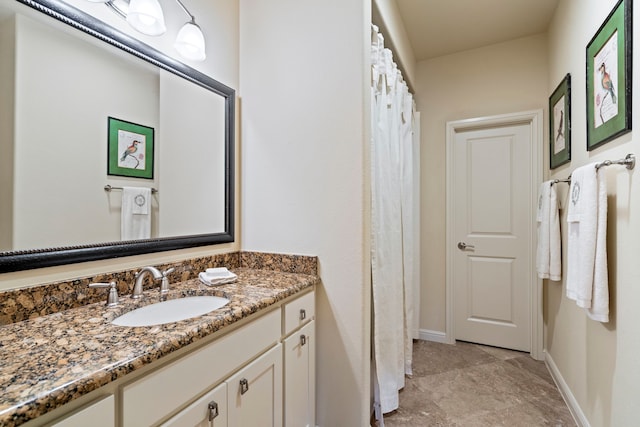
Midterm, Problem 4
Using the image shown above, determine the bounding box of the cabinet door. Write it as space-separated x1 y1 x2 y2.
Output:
161 382 227 427
284 321 315 427
226 344 282 427
50 395 114 427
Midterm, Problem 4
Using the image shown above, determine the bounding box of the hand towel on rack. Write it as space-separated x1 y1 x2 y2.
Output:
536 181 562 281
565 164 599 309
588 169 609 322
121 187 151 240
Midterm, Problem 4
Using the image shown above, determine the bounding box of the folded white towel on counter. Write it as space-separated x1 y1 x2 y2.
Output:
121 187 151 240
566 163 609 323
199 268 237 286
536 181 562 281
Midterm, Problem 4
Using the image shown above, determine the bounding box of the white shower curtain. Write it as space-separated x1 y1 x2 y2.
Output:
371 25 421 420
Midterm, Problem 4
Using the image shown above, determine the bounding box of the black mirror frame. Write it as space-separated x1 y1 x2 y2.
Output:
0 0 235 273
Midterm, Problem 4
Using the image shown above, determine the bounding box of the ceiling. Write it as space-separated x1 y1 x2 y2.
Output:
395 0 560 61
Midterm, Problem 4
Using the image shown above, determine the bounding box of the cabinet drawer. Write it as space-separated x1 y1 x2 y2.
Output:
161 382 227 427
122 309 280 426
283 291 315 336
50 395 114 427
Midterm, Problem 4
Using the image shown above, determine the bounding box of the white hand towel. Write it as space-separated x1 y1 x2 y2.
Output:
588 170 609 322
566 164 598 308
536 181 562 281
121 187 151 240
536 181 552 279
198 271 237 286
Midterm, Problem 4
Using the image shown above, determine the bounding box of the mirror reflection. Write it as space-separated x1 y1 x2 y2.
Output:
0 0 234 272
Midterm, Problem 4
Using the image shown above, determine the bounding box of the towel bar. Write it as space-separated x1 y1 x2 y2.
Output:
104 185 158 194
595 153 635 170
551 153 635 185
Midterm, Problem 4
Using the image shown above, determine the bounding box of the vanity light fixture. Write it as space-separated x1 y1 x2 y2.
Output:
174 0 206 61
126 0 166 36
89 0 206 61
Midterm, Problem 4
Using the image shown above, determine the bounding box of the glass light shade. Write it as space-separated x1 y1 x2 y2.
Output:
126 0 166 36
174 22 206 61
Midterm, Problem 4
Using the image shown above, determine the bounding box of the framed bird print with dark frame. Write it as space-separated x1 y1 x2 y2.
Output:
586 0 632 151
549 73 571 169
107 117 155 179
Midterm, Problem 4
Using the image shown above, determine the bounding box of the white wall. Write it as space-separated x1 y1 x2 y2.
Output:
414 35 549 334
239 0 371 425
158 70 226 237
546 1 640 425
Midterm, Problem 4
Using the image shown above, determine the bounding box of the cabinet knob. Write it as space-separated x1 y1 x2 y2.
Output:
207 401 219 421
300 334 307 346
300 309 306 321
239 378 249 395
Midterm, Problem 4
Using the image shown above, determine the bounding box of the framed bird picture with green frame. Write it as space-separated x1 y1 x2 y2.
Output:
549 73 571 169
586 0 632 151
107 117 155 179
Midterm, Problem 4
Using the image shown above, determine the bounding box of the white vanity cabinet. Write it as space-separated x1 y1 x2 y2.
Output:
161 383 228 427
283 291 315 427
123 309 281 426
25 288 315 427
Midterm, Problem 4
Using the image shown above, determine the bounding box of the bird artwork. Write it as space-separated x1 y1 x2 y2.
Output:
120 140 140 162
555 110 564 142
598 63 616 104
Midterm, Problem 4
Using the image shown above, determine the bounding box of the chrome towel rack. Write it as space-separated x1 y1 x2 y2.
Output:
104 185 158 194
552 176 572 185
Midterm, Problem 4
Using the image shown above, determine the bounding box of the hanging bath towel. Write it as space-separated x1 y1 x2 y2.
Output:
565 163 609 322
121 187 151 240
588 169 609 322
536 181 562 281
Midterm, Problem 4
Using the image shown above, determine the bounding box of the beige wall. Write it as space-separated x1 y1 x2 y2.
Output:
547 1 640 425
239 0 371 425
414 34 549 334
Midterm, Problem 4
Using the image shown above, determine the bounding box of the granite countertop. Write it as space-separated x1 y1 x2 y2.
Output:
0 267 318 427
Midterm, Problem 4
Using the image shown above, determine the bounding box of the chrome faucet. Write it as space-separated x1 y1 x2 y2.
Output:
132 266 176 298
132 266 163 299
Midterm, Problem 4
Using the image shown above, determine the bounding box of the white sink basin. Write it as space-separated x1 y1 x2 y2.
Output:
112 296 230 327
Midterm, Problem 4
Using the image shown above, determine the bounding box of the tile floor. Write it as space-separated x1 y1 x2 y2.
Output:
378 340 576 426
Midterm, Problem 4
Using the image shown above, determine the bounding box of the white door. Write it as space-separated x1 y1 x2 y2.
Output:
450 121 534 352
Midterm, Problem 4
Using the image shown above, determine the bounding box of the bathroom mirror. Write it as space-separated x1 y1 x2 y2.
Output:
0 0 235 273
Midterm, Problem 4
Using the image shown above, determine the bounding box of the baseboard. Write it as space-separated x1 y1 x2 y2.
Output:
418 329 449 343
544 351 590 427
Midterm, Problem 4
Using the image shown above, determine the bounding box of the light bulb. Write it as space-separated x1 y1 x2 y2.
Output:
126 0 167 36
174 21 206 61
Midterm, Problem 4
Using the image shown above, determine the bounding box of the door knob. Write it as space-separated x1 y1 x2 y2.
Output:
457 242 475 250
